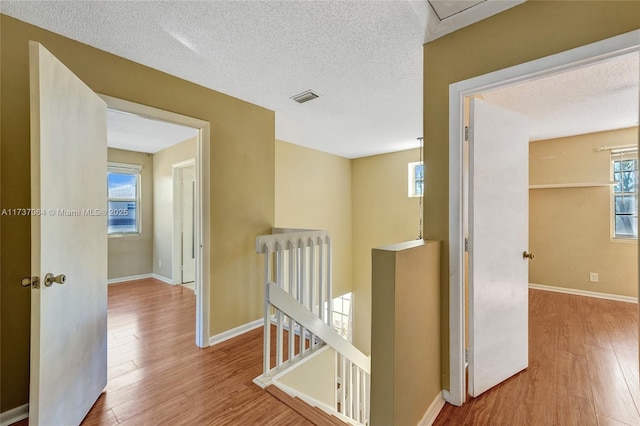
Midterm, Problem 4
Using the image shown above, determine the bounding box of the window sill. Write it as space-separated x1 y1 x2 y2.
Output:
108 233 141 239
529 182 617 189
610 237 638 244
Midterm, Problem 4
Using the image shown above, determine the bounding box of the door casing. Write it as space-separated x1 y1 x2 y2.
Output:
100 94 211 349
446 29 640 406
173 160 196 285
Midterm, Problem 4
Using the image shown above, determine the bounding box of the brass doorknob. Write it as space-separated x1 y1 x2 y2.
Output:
523 251 535 260
21 276 40 289
44 273 66 287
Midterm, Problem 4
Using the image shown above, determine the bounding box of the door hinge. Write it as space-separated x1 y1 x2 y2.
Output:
464 126 469 142
464 238 469 252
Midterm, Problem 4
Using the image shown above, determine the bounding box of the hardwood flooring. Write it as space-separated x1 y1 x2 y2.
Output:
4 278 306 426
434 289 640 426
12 283 639 425
89 278 315 425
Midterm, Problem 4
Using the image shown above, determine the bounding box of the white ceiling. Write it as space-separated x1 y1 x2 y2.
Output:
107 110 198 154
482 52 640 142
3 1 636 158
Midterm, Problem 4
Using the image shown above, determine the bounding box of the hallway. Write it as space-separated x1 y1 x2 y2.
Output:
83 278 311 425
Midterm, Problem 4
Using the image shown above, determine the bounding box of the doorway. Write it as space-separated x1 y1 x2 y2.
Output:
102 95 211 349
173 160 196 290
447 30 640 405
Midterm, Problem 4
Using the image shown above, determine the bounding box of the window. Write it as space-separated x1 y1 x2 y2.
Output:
612 152 638 239
408 161 424 197
325 292 353 342
107 162 141 235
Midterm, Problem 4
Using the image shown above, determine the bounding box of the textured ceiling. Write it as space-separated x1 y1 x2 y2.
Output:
107 110 198 154
2 1 633 159
482 52 640 142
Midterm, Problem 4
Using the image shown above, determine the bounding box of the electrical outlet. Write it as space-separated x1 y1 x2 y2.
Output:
589 272 599 282
159 259 162 268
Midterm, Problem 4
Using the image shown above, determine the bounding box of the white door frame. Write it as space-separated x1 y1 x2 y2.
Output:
99 95 211 349
172 159 196 285
447 29 640 406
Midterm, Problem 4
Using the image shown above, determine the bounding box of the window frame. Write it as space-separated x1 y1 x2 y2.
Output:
408 161 424 198
611 151 638 241
107 161 142 237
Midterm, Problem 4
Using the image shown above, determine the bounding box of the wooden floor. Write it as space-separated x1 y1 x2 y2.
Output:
7 278 308 426
434 289 640 426
12 283 639 425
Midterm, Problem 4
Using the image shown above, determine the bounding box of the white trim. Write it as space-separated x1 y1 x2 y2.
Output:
100 94 211 349
271 345 331 382
172 159 196 286
253 345 331 388
107 273 152 284
268 381 358 426
209 318 263 346
425 1 526 42
447 30 640 407
529 283 638 304
1 403 29 426
151 273 173 285
417 391 446 426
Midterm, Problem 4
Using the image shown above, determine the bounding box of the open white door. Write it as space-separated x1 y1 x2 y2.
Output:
29 42 107 425
468 97 530 397
182 165 195 283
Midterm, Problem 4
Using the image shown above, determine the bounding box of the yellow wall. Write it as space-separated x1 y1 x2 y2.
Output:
275 140 352 297
370 240 441 426
0 15 274 411
278 347 337 408
107 149 154 280
152 137 197 281
424 0 640 390
529 128 638 297
351 148 422 353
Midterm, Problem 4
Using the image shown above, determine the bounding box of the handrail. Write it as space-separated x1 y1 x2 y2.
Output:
255 229 369 425
256 230 330 254
268 282 370 373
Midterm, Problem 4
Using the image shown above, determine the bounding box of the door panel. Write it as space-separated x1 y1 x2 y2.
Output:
468 97 529 397
181 166 195 283
29 41 107 425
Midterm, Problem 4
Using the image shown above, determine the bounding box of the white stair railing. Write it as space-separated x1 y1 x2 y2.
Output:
255 229 370 425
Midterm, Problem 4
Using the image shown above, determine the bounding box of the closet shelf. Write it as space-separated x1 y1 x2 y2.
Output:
529 182 617 189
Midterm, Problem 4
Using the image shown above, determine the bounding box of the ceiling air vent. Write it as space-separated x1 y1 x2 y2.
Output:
291 90 319 104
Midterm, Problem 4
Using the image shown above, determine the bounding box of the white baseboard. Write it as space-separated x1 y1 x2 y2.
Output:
209 319 263 346
1 403 29 426
418 391 446 426
529 283 638 304
107 273 152 284
151 274 173 285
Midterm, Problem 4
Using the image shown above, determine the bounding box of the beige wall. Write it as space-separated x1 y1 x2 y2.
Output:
278 346 337 408
107 149 154 280
529 128 638 297
152 137 197 281
275 140 352 297
424 1 640 389
370 240 441 426
1 15 274 411
351 148 422 353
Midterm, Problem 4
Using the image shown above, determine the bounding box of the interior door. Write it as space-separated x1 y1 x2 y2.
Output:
181 165 196 283
29 41 107 425
468 97 530 397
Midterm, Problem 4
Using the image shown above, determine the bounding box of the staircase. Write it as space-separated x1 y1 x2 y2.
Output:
254 229 370 426
266 385 349 426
